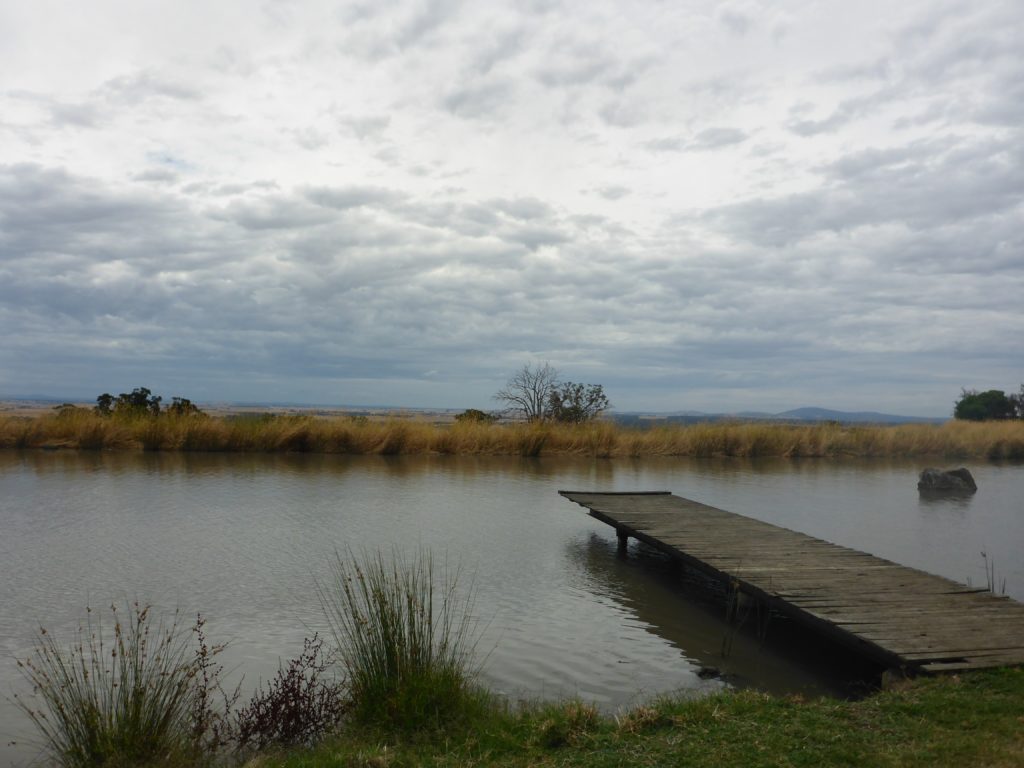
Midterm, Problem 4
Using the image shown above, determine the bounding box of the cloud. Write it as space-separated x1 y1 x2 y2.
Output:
689 127 748 150
442 78 514 118
595 185 630 200
719 10 752 36
133 169 179 184
1 0 1022 414
306 185 403 210
643 127 747 152
48 101 102 128
99 71 203 105
643 137 684 153
707 132 1023 247
336 112 392 140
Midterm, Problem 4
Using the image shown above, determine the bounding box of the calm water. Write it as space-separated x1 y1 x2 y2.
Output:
2 451 1022 764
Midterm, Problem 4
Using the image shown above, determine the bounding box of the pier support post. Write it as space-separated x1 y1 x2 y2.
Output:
617 530 629 557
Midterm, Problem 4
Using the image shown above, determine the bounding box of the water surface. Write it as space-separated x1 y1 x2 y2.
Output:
2 451 1022 764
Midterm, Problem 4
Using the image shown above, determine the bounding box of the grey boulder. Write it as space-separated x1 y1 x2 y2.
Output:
917 467 977 494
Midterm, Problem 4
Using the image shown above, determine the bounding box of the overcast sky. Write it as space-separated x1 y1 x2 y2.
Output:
1 0 1021 416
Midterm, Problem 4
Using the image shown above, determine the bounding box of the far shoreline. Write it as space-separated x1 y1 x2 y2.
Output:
2 408 1023 460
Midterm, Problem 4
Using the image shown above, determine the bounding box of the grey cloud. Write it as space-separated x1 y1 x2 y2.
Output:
2 141 1019 414
786 83 906 136
99 71 203 105
393 197 565 251
818 138 955 180
213 196 335 230
689 127 748 150
719 10 752 36
502 224 566 250
702 133 1024 266
443 78 514 118
337 0 460 60
536 45 614 88
7 91 104 130
816 58 891 82
306 185 404 210
969 68 1024 127
643 137 684 153
336 112 391 140
800 4 1024 136
394 0 459 50
487 197 553 220
49 101 101 128
595 185 630 200
293 127 329 150
0 164 179 250
787 105 856 136
643 127 747 153
534 39 648 93
598 101 643 128
471 26 525 73
133 169 179 184
181 180 279 197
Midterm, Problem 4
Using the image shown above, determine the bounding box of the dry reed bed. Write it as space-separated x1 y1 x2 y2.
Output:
3 411 1024 459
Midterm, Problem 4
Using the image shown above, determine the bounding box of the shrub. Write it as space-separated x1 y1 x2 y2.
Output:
14 603 230 768
318 548 484 731
454 409 497 424
234 634 346 750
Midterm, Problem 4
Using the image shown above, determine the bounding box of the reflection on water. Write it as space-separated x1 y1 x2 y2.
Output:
1 450 1022 765
917 491 975 511
565 534 876 698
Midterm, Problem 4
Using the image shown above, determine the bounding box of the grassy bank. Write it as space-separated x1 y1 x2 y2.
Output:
3 410 1024 459
16 551 1024 768
269 668 1024 768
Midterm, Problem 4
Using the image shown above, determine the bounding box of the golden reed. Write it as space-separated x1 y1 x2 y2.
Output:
2 409 1023 459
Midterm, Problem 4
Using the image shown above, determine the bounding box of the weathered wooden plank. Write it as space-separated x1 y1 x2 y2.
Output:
560 490 1024 674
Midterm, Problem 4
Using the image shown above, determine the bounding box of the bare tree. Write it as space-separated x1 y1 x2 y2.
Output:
494 362 560 422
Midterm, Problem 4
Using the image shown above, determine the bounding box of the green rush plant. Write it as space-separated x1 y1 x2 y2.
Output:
14 603 229 768
318 548 486 732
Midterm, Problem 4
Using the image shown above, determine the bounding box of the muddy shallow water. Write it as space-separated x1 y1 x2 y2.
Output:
2 451 1021 763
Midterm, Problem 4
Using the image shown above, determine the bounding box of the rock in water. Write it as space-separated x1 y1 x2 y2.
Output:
917 467 977 494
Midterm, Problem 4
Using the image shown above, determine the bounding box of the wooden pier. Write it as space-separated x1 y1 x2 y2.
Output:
560 491 1024 674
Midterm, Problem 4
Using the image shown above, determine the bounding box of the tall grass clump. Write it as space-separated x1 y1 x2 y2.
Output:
13 603 231 768
319 549 486 732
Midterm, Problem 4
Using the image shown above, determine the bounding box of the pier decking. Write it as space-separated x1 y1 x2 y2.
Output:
560 491 1024 674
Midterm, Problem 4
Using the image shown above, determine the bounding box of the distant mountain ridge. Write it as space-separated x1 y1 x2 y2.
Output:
614 406 945 426
773 407 944 424
2 396 946 424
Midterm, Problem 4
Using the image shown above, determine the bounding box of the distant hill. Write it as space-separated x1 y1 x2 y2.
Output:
3 396 946 425
774 407 944 424
612 407 945 426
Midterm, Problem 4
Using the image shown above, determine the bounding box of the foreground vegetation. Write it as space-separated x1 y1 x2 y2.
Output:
280 668 1024 768
3 408 1024 459
15 549 1024 768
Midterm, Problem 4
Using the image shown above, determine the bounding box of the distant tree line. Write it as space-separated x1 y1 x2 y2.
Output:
493 362 610 423
954 386 1023 421
93 387 204 417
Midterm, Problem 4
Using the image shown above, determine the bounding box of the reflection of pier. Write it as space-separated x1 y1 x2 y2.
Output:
561 491 1024 673
565 533 874 697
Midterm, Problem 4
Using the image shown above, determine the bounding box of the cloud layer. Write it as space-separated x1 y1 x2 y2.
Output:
1 0 1021 415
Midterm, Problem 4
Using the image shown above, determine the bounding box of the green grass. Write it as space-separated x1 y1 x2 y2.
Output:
16 594 1024 767
258 668 1024 768
318 549 488 733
